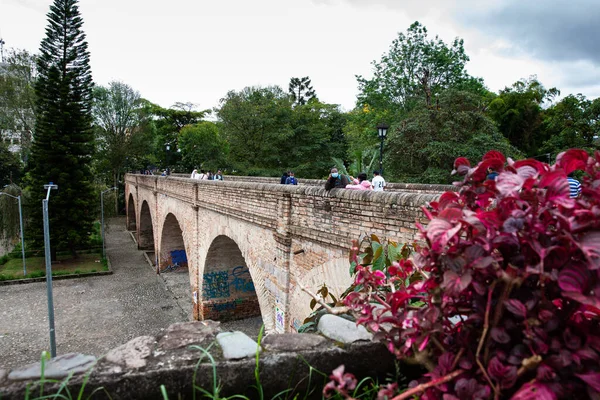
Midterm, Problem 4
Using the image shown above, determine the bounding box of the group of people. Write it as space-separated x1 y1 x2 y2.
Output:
324 168 386 192
190 169 224 181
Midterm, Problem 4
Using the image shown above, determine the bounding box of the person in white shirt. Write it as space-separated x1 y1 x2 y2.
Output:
190 169 198 179
372 170 386 192
196 169 209 180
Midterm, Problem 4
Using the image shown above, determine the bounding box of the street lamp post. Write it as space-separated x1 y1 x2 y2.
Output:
101 187 118 259
165 144 171 174
0 191 26 275
376 123 389 176
43 182 58 357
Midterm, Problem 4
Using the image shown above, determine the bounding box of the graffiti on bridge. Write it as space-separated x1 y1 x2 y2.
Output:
231 265 255 293
203 271 230 299
203 265 256 299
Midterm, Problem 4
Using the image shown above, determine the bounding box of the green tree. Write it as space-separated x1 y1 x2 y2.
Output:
540 94 600 157
386 90 520 183
0 48 37 162
148 102 208 169
487 77 559 157
357 21 471 114
0 141 21 186
26 0 95 257
92 81 151 213
287 100 348 177
178 122 228 172
289 77 316 106
216 86 293 174
348 21 481 170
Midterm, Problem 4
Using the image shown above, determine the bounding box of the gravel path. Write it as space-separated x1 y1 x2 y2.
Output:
0 217 186 370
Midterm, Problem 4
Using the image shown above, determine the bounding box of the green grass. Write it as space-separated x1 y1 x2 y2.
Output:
0 252 107 281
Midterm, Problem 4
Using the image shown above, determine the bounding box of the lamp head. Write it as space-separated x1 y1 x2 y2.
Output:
44 182 58 190
376 123 389 138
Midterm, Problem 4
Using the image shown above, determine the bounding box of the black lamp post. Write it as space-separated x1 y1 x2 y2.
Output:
165 144 171 173
376 123 389 175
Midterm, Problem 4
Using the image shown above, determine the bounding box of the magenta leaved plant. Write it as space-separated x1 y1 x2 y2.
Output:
327 149 600 400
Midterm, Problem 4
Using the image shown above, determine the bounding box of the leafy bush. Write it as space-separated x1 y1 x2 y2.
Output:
328 149 600 399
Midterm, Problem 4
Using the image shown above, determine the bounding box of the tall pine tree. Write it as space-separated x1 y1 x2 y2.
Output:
27 0 94 257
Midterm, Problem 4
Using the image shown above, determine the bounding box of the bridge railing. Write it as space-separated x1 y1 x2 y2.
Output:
168 173 456 194
125 174 443 246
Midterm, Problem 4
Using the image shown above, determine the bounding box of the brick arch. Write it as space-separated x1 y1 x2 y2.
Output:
288 257 352 332
158 213 189 271
138 200 155 251
199 225 274 332
126 192 137 231
201 235 262 322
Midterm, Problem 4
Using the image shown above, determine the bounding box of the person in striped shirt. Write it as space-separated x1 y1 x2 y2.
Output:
567 173 582 198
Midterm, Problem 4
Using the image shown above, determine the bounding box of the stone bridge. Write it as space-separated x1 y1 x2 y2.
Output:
124 174 449 333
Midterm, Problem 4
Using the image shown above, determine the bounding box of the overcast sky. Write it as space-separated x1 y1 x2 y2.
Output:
1 0 599 112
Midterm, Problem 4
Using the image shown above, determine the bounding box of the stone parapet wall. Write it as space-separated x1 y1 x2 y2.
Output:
0 321 400 400
168 173 457 194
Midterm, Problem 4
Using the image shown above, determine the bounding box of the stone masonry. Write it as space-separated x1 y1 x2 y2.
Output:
125 174 444 334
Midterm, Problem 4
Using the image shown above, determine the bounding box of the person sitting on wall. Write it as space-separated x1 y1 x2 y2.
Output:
214 170 224 181
190 169 198 179
346 173 373 190
325 167 350 190
280 171 289 184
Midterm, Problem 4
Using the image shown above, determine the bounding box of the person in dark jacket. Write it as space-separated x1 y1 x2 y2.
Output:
325 168 350 190
285 171 298 185
280 171 289 184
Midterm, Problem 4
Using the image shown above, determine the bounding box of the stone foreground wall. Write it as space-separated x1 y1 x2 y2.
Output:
0 319 400 400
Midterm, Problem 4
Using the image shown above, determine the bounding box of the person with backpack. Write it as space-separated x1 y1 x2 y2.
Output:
285 171 298 185
325 168 350 190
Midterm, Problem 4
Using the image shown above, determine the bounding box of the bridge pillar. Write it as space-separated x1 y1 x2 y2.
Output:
272 193 292 333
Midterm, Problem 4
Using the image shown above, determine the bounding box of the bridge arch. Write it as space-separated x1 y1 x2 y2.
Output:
126 193 136 231
159 213 189 272
138 201 155 251
288 257 352 332
201 235 262 322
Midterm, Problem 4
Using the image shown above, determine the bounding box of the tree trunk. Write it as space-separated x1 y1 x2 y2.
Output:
113 172 119 216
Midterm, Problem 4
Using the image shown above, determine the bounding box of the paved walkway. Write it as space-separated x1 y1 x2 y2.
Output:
0 217 187 370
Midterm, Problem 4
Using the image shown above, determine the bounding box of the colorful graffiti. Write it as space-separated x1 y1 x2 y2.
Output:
231 265 255 293
203 271 230 299
203 265 256 299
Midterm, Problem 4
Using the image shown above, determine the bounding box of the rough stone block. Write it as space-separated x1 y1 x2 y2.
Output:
262 333 328 352
105 336 155 369
8 353 96 381
217 331 260 360
157 321 221 351
317 314 373 344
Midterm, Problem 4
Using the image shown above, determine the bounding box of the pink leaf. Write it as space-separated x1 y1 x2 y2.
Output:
558 264 589 293
579 232 600 269
556 149 589 175
511 382 557 400
505 299 527 318
441 270 472 295
496 172 525 196
576 372 600 393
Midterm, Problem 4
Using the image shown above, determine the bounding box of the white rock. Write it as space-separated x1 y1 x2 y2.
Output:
317 314 373 343
216 331 260 360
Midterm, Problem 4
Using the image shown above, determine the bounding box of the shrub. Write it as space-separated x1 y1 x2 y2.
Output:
329 149 600 399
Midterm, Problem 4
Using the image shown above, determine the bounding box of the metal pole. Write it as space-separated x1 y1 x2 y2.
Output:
43 198 57 357
101 191 105 259
18 196 25 276
379 136 384 176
